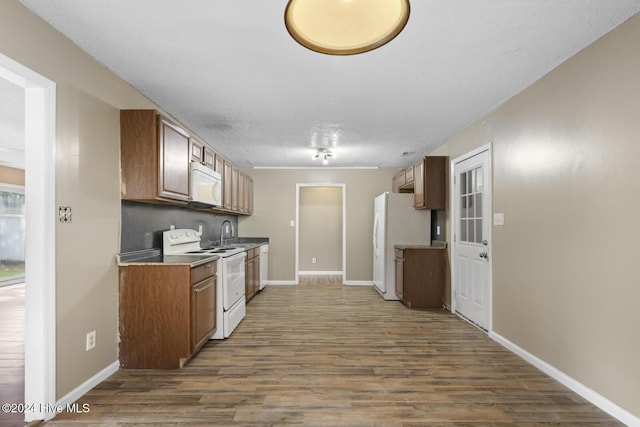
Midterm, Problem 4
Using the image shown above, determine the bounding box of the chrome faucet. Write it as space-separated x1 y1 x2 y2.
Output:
219 220 234 247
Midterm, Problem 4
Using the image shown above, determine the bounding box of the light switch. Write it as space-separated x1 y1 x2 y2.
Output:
493 213 505 226
58 206 72 223
290 220 295 227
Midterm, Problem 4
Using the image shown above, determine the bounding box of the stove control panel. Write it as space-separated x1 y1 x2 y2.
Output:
163 225 203 255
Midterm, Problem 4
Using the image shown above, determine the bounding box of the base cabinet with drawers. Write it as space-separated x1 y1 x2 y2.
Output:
119 260 217 369
394 246 446 309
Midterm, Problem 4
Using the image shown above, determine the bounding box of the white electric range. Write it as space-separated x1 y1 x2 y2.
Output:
163 226 246 339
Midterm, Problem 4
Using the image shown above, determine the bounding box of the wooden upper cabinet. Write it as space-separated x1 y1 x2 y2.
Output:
120 110 190 203
231 167 240 212
203 146 215 169
214 153 224 175
414 156 446 210
223 160 233 210
121 110 253 215
413 160 425 207
191 138 215 170
404 164 414 185
159 118 191 201
190 138 204 163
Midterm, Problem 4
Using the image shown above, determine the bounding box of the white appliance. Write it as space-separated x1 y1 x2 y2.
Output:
162 226 246 339
212 250 246 339
373 192 430 300
190 161 222 207
259 244 269 290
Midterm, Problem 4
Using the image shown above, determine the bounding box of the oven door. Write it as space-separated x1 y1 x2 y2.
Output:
222 252 246 310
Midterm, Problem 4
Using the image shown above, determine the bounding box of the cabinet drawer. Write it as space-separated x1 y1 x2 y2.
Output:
191 260 217 284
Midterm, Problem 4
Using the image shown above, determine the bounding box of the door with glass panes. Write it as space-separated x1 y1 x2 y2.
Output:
453 150 490 330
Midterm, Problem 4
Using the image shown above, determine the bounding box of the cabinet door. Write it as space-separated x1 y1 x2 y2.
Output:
246 175 253 214
191 276 216 353
190 139 204 163
223 160 233 209
214 153 224 174
253 256 260 295
203 146 215 169
159 118 190 201
395 249 404 300
414 160 425 208
231 167 240 212
404 164 414 184
245 255 255 301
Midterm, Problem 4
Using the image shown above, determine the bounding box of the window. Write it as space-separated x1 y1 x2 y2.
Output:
0 185 25 286
459 166 483 244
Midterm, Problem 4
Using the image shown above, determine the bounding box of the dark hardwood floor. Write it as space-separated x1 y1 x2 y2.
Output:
0 283 25 427
42 275 620 426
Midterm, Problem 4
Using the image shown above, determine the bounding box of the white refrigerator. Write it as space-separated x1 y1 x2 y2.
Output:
373 192 430 300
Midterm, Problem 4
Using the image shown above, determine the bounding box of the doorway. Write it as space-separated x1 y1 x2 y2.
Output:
295 184 346 283
451 145 492 331
1 53 56 422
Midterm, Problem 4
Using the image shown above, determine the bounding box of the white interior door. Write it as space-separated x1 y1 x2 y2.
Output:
453 148 491 330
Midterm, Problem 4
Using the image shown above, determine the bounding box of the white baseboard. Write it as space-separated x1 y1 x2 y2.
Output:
490 332 639 427
55 360 119 411
298 271 343 275
264 280 298 286
344 281 373 286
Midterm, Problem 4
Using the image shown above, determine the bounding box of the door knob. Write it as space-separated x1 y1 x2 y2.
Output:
479 251 488 259
482 240 488 246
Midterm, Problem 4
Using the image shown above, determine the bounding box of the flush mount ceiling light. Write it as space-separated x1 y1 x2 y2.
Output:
285 0 410 55
313 147 334 165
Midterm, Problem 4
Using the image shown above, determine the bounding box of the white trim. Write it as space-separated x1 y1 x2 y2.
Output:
450 143 493 333
295 183 347 285
490 332 639 427
264 280 298 286
55 361 119 410
344 281 373 286
1 53 57 422
298 270 344 275
0 183 25 193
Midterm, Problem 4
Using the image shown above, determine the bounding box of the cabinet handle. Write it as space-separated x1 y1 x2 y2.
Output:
193 280 215 293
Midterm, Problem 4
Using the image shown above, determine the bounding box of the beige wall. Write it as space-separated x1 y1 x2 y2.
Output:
0 165 25 186
0 1 155 398
299 187 343 272
239 168 397 282
432 14 640 417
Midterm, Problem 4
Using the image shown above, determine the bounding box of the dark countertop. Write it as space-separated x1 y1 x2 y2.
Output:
117 237 269 267
117 249 218 267
394 242 447 250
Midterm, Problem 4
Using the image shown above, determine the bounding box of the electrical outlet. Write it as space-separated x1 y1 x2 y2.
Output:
86 331 96 351
312 257 317 264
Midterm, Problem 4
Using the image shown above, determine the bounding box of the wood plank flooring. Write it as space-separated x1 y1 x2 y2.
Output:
43 275 621 426
0 283 25 427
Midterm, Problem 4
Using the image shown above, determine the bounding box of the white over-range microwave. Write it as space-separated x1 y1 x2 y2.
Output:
190 161 222 207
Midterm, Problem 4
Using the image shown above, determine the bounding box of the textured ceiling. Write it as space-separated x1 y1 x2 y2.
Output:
16 0 640 168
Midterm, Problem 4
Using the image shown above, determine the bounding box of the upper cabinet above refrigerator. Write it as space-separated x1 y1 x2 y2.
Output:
392 156 447 210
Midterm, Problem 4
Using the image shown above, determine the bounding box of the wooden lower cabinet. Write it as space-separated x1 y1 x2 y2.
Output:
394 247 446 309
245 247 260 302
119 260 217 369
